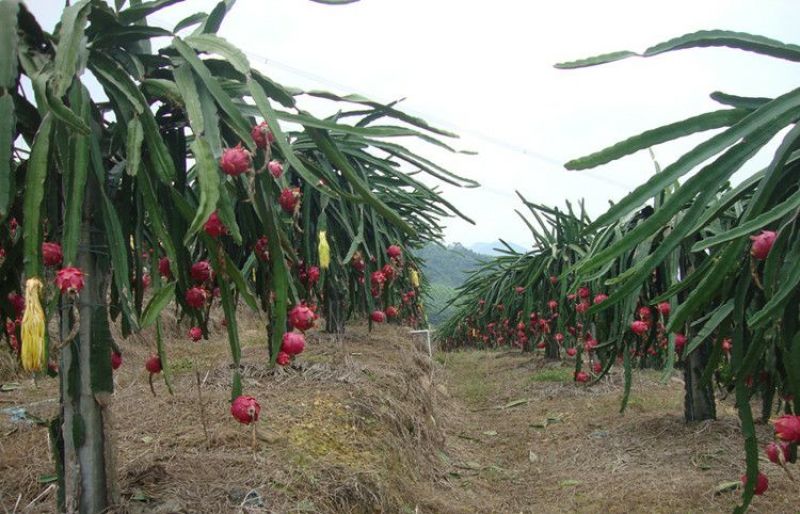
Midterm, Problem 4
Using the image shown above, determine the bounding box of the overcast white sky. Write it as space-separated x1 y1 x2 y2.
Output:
27 0 800 247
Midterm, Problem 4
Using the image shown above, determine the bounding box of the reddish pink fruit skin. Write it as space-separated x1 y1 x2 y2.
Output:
281 331 306 355
55 267 85 293
740 472 768 495
575 371 589 383
593 294 608 305
188 327 202 342
577 287 590 299
371 271 386 285
111 352 122 370
158 257 171 279
674 333 687 353
254 236 270 261
554 333 564 343
267 160 283 178
548 300 558 311
515 286 525 294
288 304 315 331
8 293 24 316
592 362 602 374
219 145 251 176
750 230 777 260
765 442 791 464
774 415 800 443
575 302 588 314
722 338 733 353
566 348 577 357
145 355 162 374
185 287 207 309
638 306 651 320
190 260 212 282
42 242 63 267
231 395 261 424
279 188 300 214
371 310 387 323
381 264 395 281
276 351 291 366
657 302 671 316
630 320 649 336
203 211 227 238
306 266 320 285
387 245 402 259
385 306 399 318
251 121 274 149
549 275 558 285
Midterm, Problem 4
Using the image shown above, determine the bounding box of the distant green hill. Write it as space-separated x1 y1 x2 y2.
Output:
416 243 486 325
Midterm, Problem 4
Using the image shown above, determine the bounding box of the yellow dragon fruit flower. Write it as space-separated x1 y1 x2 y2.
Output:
318 230 330 270
21 278 46 372
410 269 420 288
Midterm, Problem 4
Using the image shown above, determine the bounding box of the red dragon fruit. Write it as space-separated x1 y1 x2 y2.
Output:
254 236 269 262
288 304 315 331
203 211 227 238
750 230 777 260
145 355 162 374
630 320 648 336
158 257 171 279
219 144 251 176
42 242 63 267
740 472 768 495
185 287 207 309
55 267 85 294
190 260 213 282
281 331 306 355
231 395 261 424
279 187 301 214
371 310 387 323
276 351 291 366
267 160 283 178
251 121 275 149
386 245 402 259
188 326 202 342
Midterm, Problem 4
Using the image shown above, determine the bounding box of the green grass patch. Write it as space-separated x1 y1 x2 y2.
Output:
528 367 572 383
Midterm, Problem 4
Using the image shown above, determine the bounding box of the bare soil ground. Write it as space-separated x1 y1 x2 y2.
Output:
0 318 797 513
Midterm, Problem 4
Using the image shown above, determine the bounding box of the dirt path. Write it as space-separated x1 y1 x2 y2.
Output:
434 351 797 514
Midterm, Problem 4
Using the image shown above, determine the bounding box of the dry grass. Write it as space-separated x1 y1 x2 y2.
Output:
0 315 448 513
1 320 799 513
